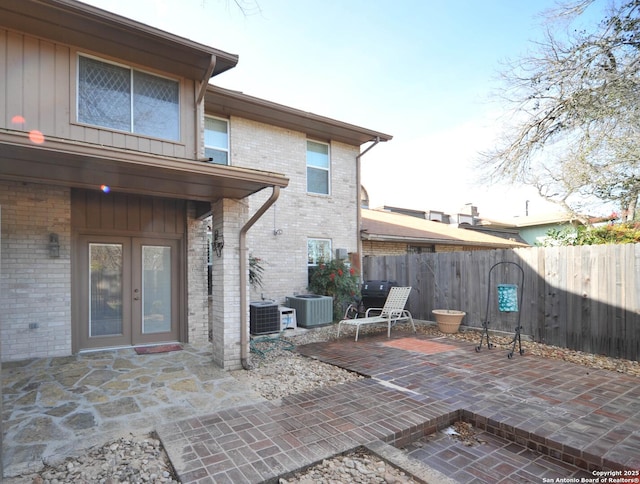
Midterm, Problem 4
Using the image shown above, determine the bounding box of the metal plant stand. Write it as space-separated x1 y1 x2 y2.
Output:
476 261 525 358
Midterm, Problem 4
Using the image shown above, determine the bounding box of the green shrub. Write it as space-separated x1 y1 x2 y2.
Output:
545 223 640 245
308 259 360 321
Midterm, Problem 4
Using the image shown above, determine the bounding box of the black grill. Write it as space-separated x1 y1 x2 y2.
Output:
361 280 397 310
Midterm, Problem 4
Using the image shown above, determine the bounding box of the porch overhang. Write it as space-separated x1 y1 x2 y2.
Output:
0 132 289 202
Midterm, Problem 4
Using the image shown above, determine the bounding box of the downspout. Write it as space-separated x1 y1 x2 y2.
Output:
239 186 280 370
356 137 381 274
195 55 216 161
197 55 216 105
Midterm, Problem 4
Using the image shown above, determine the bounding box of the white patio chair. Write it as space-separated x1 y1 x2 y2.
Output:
337 286 416 341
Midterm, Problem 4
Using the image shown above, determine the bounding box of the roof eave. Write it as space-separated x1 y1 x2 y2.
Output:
0 0 238 79
205 85 393 146
361 232 526 248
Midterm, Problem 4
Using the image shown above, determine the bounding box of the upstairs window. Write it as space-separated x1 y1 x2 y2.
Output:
78 55 180 141
204 116 229 165
307 140 330 194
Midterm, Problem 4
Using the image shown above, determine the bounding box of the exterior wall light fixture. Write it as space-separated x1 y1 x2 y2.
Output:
213 229 224 257
48 233 60 258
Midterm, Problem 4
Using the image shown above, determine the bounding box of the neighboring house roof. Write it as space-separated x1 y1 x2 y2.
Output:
206 86 393 146
361 209 528 248
481 212 580 228
0 0 238 80
477 212 583 246
461 224 528 244
381 205 429 219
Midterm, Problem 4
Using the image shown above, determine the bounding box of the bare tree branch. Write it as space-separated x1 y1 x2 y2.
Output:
481 0 640 220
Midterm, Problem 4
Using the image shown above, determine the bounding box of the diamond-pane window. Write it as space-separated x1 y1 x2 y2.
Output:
134 71 179 140
78 57 131 131
78 56 179 141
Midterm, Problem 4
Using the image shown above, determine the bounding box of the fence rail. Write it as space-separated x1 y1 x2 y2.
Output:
362 245 640 361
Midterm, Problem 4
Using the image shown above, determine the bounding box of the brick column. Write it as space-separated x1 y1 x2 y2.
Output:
186 203 209 345
210 198 247 369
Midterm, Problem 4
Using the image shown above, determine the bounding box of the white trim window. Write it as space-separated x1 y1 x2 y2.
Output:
306 140 330 194
307 238 332 266
204 116 230 165
77 55 180 141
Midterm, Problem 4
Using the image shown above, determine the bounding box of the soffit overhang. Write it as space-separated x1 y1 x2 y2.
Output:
0 0 238 79
0 132 289 201
205 86 393 146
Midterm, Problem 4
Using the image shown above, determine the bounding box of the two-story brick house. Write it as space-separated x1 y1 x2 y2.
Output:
0 0 390 369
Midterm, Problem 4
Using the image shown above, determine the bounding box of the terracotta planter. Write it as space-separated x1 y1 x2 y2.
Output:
432 309 466 334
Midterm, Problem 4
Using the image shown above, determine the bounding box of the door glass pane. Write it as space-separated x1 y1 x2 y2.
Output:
89 243 123 336
142 245 172 334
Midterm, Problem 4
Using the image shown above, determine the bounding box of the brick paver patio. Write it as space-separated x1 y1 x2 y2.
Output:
157 332 640 483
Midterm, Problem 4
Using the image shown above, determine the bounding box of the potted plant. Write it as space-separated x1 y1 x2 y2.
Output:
425 260 465 333
432 308 466 333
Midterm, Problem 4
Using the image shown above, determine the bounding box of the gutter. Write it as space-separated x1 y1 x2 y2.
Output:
239 186 281 370
356 137 382 271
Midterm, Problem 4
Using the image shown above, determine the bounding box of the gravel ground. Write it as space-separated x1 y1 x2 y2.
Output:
14 435 180 484
279 447 415 484
8 321 639 483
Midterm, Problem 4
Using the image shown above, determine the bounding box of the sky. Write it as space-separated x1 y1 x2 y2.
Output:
81 0 606 220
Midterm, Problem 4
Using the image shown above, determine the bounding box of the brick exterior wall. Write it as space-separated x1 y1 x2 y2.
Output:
201 115 363 368
363 241 496 257
0 181 71 361
434 244 465 252
0 184 212 362
0 114 363 365
186 202 210 345
434 244 492 252
362 240 408 257
226 117 360 305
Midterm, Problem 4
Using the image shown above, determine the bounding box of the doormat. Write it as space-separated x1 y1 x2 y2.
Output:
382 338 457 355
134 343 183 355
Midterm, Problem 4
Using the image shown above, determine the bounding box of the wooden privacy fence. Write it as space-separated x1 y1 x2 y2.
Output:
362 245 640 361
